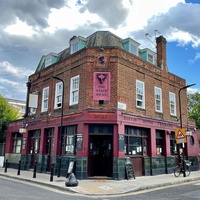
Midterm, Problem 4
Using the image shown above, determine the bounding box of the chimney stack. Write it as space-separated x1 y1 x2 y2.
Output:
156 36 167 71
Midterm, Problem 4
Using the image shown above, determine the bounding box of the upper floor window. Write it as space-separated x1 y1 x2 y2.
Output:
155 87 162 112
148 53 154 63
71 42 79 54
54 82 63 109
70 36 87 54
41 87 49 112
45 55 52 68
169 92 176 116
45 53 58 68
122 38 140 56
136 80 145 109
130 44 137 55
70 75 79 106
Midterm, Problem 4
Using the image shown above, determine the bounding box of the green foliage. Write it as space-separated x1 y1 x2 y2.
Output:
188 92 200 129
0 95 19 140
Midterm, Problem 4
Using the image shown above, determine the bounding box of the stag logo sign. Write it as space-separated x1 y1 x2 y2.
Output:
93 72 110 100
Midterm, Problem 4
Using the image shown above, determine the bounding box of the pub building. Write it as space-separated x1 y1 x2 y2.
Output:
5 31 198 180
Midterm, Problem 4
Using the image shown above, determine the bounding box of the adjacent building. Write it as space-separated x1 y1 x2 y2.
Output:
5 31 198 179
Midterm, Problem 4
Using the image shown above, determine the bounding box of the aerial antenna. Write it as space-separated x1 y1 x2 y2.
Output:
145 30 161 48
154 30 161 40
145 33 156 46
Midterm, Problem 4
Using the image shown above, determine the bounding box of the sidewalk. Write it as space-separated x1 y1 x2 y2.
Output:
0 167 200 196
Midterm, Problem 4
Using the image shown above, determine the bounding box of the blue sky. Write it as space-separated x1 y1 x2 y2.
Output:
0 0 200 100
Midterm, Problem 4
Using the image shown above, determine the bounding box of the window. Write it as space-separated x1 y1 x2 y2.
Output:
169 92 176 116
45 55 52 68
155 87 162 112
156 130 164 155
13 133 22 153
136 80 145 109
130 43 137 55
70 75 79 106
148 53 154 63
54 82 63 109
170 132 178 155
71 41 79 54
41 87 49 112
124 126 149 156
62 125 77 155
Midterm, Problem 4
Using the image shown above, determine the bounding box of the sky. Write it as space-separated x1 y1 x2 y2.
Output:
0 0 200 101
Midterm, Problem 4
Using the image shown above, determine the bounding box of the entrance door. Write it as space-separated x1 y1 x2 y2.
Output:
89 135 113 177
30 130 40 168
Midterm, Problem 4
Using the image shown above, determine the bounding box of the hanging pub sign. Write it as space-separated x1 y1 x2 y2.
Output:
93 72 110 100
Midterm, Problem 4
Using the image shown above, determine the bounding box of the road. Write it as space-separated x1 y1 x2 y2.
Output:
1 176 200 200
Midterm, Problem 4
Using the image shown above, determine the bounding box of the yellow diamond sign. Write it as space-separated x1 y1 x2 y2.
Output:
175 128 186 144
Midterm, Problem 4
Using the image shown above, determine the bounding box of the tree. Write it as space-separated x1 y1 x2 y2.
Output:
0 95 19 141
187 92 200 129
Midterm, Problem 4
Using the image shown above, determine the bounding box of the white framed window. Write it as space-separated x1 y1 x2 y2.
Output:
148 53 154 64
45 55 52 68
155 87 162 112
130 43 137 55
136 80 145 109
70 75 80 106
169 92 176 116
54 82 63 109
71 41 79 54
41 87 49 112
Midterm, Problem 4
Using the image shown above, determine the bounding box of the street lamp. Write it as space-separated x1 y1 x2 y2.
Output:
178 83 196 177
52 76 64 177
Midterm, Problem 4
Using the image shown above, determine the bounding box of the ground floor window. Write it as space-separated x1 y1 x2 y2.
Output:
124 126 149 156
170 131 178 155
62 125 77 155
156 130 165 155
12 133 22 153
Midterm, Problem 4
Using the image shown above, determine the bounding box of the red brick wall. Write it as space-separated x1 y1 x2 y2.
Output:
28 47 187 124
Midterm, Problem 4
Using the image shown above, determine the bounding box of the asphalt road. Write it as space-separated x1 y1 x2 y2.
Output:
0 177 99 200
1 177 200 200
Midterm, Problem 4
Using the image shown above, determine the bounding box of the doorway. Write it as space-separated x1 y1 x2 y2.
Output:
29 130 40 168
89 135 113 177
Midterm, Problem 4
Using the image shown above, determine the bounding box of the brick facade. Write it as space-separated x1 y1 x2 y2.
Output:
6 31 198 179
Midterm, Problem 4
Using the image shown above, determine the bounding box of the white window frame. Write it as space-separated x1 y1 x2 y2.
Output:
148 53 154 64
54 82 63 109
71 41 79 54
41 87 49 112
130 43 137 55
169 92 176 116
45 55 52 68
69 75 80 106
136 80 145 109
154 87 162 113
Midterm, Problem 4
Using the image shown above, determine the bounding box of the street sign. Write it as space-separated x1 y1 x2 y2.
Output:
175 128 186 144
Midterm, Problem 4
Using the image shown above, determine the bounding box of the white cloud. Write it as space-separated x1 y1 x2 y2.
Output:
189 52 200 64
4 18 37 36
0 61 34 79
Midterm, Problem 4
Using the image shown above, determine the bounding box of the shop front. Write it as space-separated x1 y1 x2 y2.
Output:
5 110 198 180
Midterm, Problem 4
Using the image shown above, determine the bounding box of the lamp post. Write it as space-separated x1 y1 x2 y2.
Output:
52 76 64 177
178 83 196 177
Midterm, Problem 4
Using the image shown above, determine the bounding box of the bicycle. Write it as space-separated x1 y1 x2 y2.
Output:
174 160 191 177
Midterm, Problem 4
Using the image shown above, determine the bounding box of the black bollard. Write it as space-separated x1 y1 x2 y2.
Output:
17 160 21 175
50 163 54 182
33 161 37 178
4 159 8 173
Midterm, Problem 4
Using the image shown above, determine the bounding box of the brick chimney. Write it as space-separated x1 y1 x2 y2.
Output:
156 36 167 71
